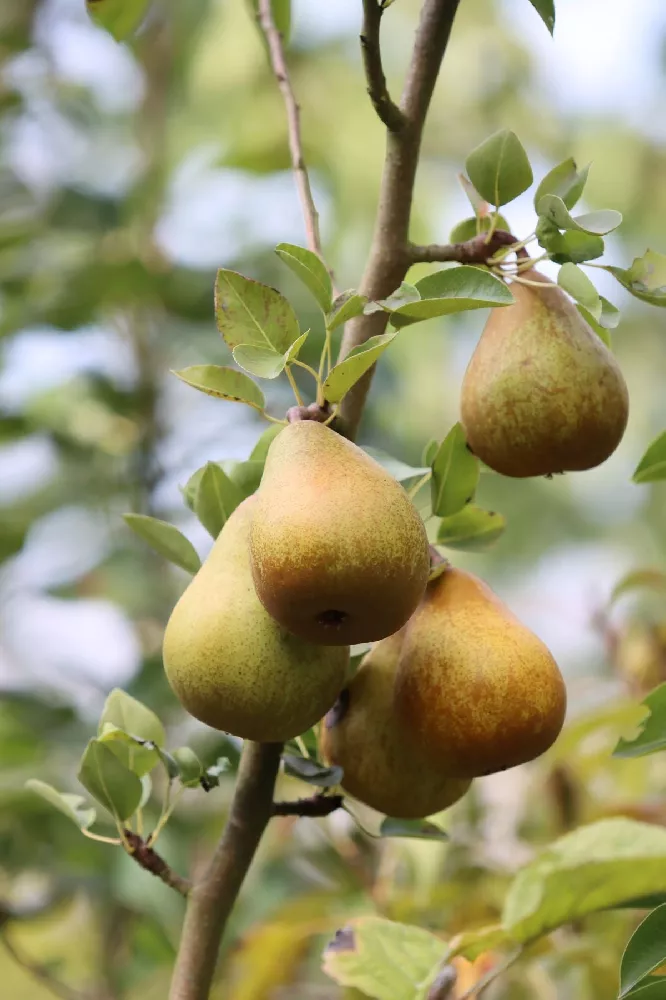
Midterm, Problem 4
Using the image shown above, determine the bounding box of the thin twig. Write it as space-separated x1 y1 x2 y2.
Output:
124 831 192 898
361 0 405 131
408 229 524 265
337 0 462 439
256 0 324 261
1 930 93 1000
273 794 344 817
168 742 283 1000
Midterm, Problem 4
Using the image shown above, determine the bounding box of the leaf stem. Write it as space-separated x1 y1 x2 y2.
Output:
408 470 432 499
285 366 305 406
81 829 122 846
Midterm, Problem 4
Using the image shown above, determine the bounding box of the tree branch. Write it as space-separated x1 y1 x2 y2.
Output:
408 229 524 264
361 0 405 131
256 0 324 260
124 831 192 897
336 0 461 440
273 793 344 817
1 929 93 1000
168 741 283 1000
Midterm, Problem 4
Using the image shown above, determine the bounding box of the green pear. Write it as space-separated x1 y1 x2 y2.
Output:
394 567 567 778
320 631 472 819
249 421 430 646
162 496 349 742
460 269 629 477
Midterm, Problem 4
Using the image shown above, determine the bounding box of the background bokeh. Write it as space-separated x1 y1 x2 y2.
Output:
2 0 666 997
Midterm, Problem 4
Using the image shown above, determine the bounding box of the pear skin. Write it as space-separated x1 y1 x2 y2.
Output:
249 421 430 646
394 567 566 778
162 496 349 742
320 631 472 819
460 269 629 477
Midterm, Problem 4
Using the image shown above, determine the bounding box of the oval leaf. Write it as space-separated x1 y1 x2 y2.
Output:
285 330 309 363
99 689 165 747
503 818 666 943
328 291 369 331
431 423 480 518
449 214 509 242
558 262 601 317
172 747 204 788
232 344 286 379
577 304 612 346
534 157 589 210
614 683 666 759
26 779 96 831
465 130 533 207
323 332 397 404
194 461 244 537
98 726 160 778
390 267 513 328
527 0 555 33
78 739 143 822
215 269 299 353
436 504 506 551
379 818 449 842
250 423 283 461
606 251 666 307
173 365 265 411
634 431 666 484
620 904 666 997
283 754 343 788
538 194 622 235
276 243 332 314
86 0 150 40
123 514 201 574
539 226 605 265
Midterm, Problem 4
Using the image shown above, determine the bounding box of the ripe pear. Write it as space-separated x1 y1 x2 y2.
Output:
249 421 430 645
394 567 566 778
162 496 348 742
460 269 629 477
320 631 472 819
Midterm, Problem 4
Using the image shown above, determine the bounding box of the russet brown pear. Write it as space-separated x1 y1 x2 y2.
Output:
394 567 566 778
249 421 430 645
320 631 472 819
460 269 629 478
162 496 349 742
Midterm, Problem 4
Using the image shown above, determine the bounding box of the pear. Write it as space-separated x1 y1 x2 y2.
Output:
249 421 430 645
460 270 629 477
320 631 472 819
394 567 566 778
162 496 349 742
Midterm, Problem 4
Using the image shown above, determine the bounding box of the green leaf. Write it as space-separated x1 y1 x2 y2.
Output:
99 689 165 747
123 514 201 574
361 447 429 484
322 917 446 1000
503 818 666 943
276 243 333 314
625 980 666 998
26 779 96 831
614 684 666 759
436 504 506 551
172 748 204 788
379 818 449 842
577 305 612 346
431 423 480 517
558 263 601 318
327 291 369 331
448 924 513 962
458 173 489 216
232 344 286 379
449 215 510 242
201 757 231 790
98 726 160 778
283 754 343 788
389 266 513 328
605 251 666 307
526 0 555 33
537 194 622 235
372 282 421 312
599 296 621 329
538 225 605 265
173 365 265 412
214 269 299 353
323 333 397 404
285 331 309 363
465 130 533 207
620 905 666 997
139 774 152 809
250 423 283 461
86 0 151 40
194 461 244 537
78 739 143 822
422 439 439 467
634 431 666 484
534 157 589 210
611 569 666 606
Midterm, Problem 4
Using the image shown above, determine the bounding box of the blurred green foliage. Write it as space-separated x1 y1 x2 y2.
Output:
3 0 666 997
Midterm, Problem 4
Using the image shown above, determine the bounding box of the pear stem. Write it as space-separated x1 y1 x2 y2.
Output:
168 741 283 1000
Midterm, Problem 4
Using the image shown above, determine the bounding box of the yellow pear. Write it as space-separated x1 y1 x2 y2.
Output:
249 421 430 645
162 496 349 742
320 631 472 819
460 270 629 477
394 567 566 778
